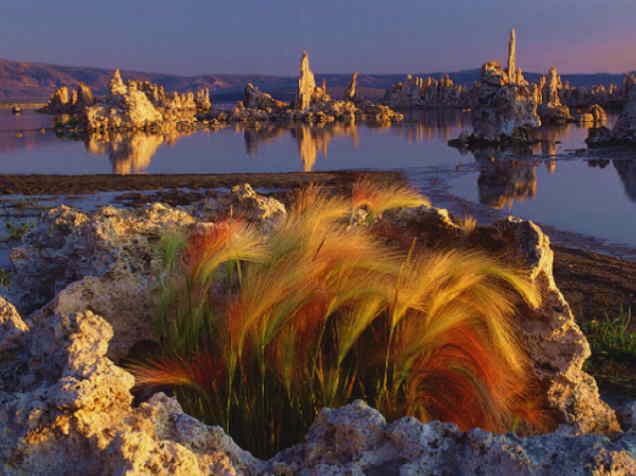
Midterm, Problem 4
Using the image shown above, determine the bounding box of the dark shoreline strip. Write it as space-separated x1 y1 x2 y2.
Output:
0 170 407 195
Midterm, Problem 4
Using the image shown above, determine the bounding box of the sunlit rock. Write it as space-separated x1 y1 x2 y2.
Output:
506 28 517 84
296 50 316 111
574 103 608 125
1 188 632 474
538 67 573 124
345 72 359 101
383 73 469 109
108 68 128 97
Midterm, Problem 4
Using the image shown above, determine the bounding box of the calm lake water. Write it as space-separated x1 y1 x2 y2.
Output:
1 108 636 250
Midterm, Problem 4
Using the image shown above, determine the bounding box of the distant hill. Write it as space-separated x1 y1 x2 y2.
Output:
0 58 631 102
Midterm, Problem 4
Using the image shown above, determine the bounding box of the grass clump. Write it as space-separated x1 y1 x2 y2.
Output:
127 183 548 458
2 221 32 242
584 308 636 363
582 308 636 398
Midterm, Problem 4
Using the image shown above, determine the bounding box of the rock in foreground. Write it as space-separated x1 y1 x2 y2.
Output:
0 188 633 474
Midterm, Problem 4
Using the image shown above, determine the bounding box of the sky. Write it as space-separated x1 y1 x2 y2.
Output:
2 0 635 76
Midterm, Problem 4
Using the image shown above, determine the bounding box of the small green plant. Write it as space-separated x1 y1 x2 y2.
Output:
584 308 636 362
127 182 548 458
0 268 11 287
4 221 32 242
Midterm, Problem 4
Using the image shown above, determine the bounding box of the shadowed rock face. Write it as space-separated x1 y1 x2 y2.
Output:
0 191 631 473
243 82 288 110
587 74 636 146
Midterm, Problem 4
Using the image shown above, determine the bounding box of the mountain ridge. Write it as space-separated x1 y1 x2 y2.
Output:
0 58 631 102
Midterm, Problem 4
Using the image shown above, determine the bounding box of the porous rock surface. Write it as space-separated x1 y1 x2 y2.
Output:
267 400 635 475
43 69 213 133
464 60 541 144
587 74 636 147
383 73 469 109
0 187 633 474
209 52 404 126
538 67 573 124
449 30 541 148
0 300 261 475
5 185 286 361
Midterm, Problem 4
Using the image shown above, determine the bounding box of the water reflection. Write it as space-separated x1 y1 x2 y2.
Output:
470 121 599 209
471 148 538 209
393 109 471 143
85 131 187 174
613 160 636 203
243 122 361 172
0 110 57 155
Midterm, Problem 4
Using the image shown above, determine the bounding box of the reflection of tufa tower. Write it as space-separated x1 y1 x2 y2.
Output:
85 132 167 174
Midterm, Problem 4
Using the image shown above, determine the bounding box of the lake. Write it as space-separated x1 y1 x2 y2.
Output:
1 108 636 254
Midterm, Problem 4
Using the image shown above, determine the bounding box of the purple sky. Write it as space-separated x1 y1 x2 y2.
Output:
2 0 634 76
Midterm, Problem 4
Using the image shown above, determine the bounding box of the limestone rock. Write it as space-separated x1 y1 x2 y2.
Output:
587 74 636 146
4 189 287 360
344 72 358 101
504 218 620 434
84 74 164 132
1 192 634 474
195 87 212 111
41 82 96 114
243 83 287 110
561 81 624 108
6 203 197 359
0 298 28 353
454 60 541 146
538 67 573 124
46 69 212 133
0 300 260 475
383 73 469 109
507 28 517 84
185 183 287 233
109 68 128 97
267 401 635 475
575 104 608 125
78 82 95 107
296 51 316 111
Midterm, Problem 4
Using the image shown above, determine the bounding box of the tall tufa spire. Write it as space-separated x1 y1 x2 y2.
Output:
507 28 517 84
297 51 316 111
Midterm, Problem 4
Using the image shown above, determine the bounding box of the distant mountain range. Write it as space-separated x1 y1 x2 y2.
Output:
0 57 632 103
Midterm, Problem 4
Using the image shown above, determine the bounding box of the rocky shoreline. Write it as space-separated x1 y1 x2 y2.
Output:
0 176 634 473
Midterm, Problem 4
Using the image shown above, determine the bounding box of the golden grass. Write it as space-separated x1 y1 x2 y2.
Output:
128 182 548 458
352 178 431 218
457 215 478 235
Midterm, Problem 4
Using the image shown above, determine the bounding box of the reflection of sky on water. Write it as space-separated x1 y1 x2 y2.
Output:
1 108 636 246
